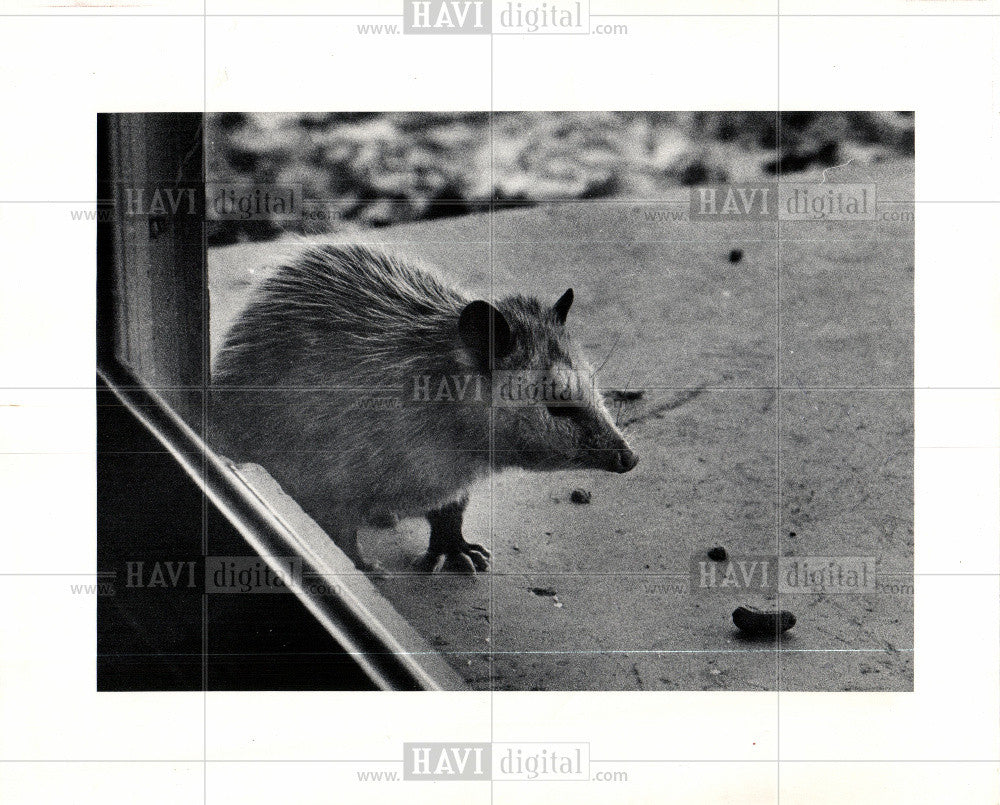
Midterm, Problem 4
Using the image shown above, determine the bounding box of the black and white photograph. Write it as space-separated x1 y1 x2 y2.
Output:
3 3 999 803
98 111 915 693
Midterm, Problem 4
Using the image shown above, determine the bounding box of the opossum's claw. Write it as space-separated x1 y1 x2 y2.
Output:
441 551 481 573
414 544 491 574
464 543 491 566
446 544 491 573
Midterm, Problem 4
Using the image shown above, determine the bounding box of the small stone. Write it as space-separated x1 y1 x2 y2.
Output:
570 489 591 505
707 546 728 561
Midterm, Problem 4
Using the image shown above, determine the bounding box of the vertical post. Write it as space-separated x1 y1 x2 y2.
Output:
103 113 206 431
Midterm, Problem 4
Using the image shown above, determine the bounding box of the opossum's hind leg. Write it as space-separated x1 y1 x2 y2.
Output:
413 496 490 574
330 525 387 579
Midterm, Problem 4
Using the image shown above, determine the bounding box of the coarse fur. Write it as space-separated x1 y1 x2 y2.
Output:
210 243 637 573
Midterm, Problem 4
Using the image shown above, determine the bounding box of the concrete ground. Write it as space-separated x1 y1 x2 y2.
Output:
209 160 913 691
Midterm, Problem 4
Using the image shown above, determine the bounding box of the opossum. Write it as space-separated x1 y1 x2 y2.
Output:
210 244 638 574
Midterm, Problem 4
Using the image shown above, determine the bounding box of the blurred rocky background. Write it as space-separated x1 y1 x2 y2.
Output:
206 111 914 245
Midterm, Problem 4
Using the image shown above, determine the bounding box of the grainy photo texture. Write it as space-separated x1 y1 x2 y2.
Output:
98 112 914 692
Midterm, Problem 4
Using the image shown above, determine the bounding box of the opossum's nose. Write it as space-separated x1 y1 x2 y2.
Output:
610 447 639 473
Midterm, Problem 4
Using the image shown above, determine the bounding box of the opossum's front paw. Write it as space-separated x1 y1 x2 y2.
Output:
442 544 490 573
413 543 491 574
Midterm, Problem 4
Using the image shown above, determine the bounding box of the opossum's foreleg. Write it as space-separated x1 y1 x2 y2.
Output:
413 495 490 573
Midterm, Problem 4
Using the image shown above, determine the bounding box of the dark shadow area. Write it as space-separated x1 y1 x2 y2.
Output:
96 376 377 691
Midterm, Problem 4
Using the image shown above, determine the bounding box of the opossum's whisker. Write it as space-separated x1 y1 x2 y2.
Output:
595 330 623 375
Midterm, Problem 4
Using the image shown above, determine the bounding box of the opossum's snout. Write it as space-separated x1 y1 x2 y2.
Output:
568 407 639 474
589 434 639 474
609 445 639 474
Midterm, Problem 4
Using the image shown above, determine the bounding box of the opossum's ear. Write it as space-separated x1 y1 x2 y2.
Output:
552 288 574 324
458 300 513 362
